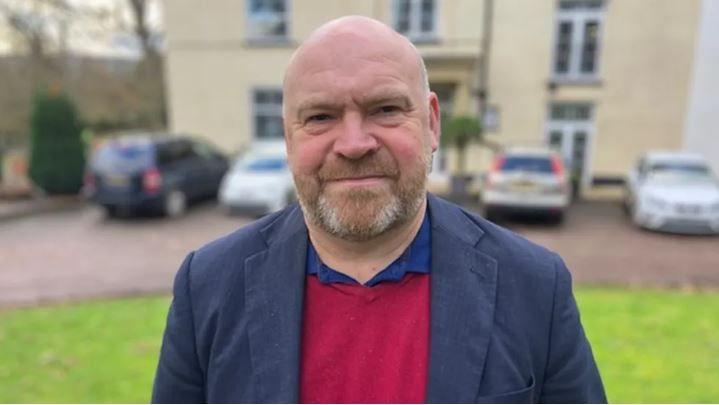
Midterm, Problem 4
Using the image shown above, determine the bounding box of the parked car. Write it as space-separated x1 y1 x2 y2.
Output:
84 134 229 217
480 147 570 222
219 142 296 216
624 151 719 234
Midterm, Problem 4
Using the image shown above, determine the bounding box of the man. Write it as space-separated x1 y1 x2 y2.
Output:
152 16 606 403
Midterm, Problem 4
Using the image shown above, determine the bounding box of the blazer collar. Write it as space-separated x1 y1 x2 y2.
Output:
244 196 498 403
425 194 498 403
244 204 308 403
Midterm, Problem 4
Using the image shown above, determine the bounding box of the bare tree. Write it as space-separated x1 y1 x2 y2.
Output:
0 0 74 59
128 0 159 58
126 0 165 127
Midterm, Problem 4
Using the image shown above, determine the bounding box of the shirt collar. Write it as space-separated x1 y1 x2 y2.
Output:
306 211 431 287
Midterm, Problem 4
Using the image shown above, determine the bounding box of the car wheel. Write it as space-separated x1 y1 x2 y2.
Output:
164 189 187 218
622 190 634 216
103 205 119 218
629 202 644 228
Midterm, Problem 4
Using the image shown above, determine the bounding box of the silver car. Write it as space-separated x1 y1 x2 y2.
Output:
624 151 719 234
480 148 570 222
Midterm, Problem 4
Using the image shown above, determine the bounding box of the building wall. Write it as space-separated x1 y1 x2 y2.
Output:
164 0 704 195
683 0 719 175
486 0 701 183
164 0 485 153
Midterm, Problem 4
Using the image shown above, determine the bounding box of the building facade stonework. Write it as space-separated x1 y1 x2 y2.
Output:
164 0 714 197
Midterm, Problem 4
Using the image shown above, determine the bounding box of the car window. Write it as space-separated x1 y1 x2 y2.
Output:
239 156 287 172
649 163 710 175
157 140 197 166
500 156 553 173
648 163 715 185
192 140 223 160
91 142 154 173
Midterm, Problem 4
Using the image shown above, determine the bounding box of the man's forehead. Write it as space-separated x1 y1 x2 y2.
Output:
285 18 421 84
290 36 412 77
293 86 412 110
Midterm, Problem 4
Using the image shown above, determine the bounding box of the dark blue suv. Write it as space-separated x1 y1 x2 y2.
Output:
84 134 229 217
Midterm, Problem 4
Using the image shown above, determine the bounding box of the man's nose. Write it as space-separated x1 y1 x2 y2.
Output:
332 113 379 159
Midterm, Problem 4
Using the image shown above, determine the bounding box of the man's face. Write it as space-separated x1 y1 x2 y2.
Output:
283 32 440 241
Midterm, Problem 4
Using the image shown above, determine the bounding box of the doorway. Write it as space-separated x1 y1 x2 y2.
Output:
545 102 594 198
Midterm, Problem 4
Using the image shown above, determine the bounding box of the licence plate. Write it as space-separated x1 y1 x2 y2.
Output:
511 180 538 192
104 174 129 187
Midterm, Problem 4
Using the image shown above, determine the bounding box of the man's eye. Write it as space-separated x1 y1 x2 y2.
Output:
376 105 401 115
307 114 332 123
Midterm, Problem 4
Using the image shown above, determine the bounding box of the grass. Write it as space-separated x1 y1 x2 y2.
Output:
577 288 719 403
0 288 718 403
0 297 170 403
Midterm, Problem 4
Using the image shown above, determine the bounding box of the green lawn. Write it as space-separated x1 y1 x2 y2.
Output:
578 288 719 403
0 297 170 403
0 288 717 403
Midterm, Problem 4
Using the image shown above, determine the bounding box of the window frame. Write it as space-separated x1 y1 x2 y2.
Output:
250 87 285 141
551 0 606 83
245 0 291 43
392 0 440 43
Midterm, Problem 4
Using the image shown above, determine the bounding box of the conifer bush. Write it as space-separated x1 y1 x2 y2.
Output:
28 88 86 194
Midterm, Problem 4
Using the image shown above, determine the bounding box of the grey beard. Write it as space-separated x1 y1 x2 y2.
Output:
298 183 425 242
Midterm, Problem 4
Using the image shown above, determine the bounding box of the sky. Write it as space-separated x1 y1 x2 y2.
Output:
0 0 163 58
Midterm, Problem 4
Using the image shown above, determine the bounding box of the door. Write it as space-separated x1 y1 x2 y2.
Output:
546 103 594 197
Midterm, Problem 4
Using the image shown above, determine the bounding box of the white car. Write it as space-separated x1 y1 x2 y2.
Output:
625 151 719 234
480 147 570 222
219 143 296 215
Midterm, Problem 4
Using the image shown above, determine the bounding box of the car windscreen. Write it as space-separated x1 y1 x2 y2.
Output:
648 164 715 185
238 156 287 172
91 142 154 173
500 156 553 173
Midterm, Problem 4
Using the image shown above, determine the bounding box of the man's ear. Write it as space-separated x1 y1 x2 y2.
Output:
427 92 441 152
282 116 294 166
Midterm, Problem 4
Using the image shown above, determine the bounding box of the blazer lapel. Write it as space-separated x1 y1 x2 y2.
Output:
426 195 498 403
244 206 308 403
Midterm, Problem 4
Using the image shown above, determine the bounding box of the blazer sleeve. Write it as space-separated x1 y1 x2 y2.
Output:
152 252 205 403
539 254 607 404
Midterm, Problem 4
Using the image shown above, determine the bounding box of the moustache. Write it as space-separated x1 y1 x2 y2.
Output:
317 155 399 182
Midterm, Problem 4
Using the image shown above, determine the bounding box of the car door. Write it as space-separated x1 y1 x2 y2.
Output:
190 140 229 197
158 139 207 200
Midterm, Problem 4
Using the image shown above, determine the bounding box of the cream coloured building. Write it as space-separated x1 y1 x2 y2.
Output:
163 0 714 197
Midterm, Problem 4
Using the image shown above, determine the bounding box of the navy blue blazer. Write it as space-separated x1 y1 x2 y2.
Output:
152 194 606 403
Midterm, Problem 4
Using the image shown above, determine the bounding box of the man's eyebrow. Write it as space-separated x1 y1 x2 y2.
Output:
293 90 413 118
295 97 342 118
360 91 413 108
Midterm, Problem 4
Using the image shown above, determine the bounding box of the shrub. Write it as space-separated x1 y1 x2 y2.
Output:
28 88 86 194
441 115 483 174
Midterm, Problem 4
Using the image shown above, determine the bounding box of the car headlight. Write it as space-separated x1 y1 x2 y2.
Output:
645 196 669 210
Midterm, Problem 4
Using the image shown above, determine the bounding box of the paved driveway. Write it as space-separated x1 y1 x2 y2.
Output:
1 199 717 308
0 202 248 308
499 200 719 288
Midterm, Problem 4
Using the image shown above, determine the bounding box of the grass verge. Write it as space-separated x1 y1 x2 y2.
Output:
0 288 717 402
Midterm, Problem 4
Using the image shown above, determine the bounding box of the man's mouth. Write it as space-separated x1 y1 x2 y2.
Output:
325 175 389 186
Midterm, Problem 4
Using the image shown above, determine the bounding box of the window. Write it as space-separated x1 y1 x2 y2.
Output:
252 89 284 140
552 0 604 81
247 0 288 41
394 0 437 42
549 102 592 121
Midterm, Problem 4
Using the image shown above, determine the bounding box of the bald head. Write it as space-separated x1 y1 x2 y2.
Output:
283 16 429 112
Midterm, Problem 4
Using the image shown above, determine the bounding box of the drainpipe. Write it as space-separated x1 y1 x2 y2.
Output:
478 0 494 121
